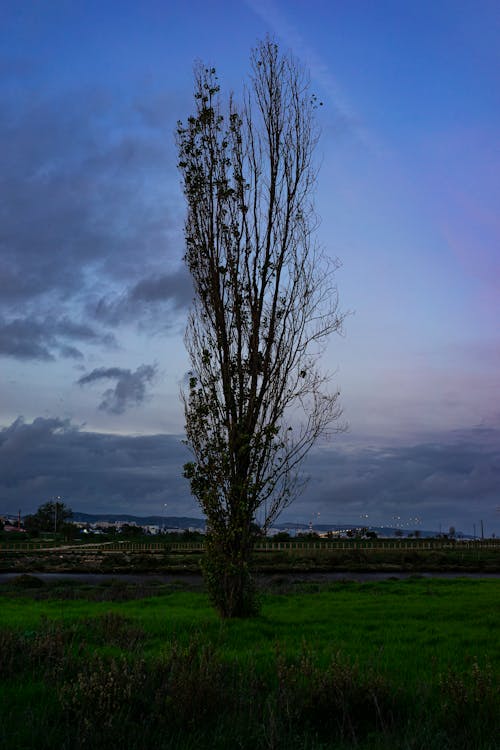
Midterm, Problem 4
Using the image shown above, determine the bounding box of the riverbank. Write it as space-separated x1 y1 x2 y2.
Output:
1 539 499 576
1 570 500 585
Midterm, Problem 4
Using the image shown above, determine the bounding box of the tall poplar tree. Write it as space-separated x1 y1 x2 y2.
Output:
177 39 345 617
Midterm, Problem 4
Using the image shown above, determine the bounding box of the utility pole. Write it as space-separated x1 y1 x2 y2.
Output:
481 519 484 540
53 496 61 534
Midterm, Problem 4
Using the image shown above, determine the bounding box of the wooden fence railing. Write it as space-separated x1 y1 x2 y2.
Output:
1 539 499 553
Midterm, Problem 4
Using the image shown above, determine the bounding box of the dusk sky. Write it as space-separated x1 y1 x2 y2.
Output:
1 1 499 534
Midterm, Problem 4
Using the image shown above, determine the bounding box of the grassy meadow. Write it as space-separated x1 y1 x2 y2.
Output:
0 576 499 749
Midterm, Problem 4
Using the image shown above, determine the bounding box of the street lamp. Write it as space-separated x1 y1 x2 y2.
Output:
310 512 320 533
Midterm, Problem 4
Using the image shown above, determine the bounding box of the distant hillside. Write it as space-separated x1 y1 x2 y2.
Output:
71 512 444 538
72 512 206 529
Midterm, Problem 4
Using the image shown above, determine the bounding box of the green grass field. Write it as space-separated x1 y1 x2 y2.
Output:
1 577 499 749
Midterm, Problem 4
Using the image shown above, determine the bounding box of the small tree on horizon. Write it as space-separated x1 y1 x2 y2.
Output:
24 500 73 534
177 38 345 618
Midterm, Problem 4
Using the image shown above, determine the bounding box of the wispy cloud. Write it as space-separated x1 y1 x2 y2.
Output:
245 0 370 144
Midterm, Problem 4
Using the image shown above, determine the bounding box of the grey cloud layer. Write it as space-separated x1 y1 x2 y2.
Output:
0 417 498 532
77 365 158 414
298 429 500 530
93 267 192 327
0 417 191 516
0 315 116 361
0 82 190 362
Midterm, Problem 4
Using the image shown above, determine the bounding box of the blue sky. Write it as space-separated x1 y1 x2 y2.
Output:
0 1 498 534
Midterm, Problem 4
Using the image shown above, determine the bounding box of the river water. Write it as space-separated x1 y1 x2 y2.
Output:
0 571 499 585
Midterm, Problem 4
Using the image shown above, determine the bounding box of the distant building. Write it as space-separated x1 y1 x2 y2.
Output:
3 525 27 533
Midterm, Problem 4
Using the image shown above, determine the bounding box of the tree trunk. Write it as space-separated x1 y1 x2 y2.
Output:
202 535 259 618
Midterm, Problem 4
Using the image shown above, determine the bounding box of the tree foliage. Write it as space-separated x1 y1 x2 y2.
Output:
177 39 345 617
24 501 73 534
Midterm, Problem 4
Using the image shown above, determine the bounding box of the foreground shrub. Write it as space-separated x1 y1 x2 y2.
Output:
264 646 396 746
0 620 76 681
78 611 145 648
0 630 18 678
152 638 238 727
1 616 499 749
59 655 148 744
437 660 499 748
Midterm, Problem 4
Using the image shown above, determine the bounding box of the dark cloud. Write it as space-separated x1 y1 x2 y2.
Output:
93 267 192 326
77 364 158 414
295 428 500 533
0 79 185 360
131 269 192 306
0 417 192 517
0 318 55 361
0 315 116 361
0 417 498 534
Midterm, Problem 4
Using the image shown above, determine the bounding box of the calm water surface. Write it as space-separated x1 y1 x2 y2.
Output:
0 571 498 584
